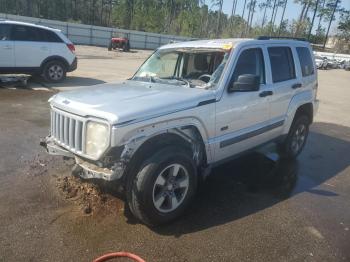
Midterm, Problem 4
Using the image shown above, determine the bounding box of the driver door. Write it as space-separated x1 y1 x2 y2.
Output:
214 46 272 162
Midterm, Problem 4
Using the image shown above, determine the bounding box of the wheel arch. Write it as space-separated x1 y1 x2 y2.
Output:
283 91 314 134
40 56 70 71
121 125 209 183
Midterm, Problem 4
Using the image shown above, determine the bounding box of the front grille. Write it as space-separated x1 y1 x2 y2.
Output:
51 109 85 153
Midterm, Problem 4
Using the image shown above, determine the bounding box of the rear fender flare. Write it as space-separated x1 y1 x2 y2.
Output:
283 90 313 134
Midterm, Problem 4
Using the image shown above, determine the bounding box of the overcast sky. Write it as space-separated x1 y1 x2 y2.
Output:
220 0 350 33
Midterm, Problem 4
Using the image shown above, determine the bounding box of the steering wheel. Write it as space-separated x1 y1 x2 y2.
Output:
198 74 211 83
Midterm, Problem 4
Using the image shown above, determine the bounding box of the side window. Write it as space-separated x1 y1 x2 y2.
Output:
35 28 63 43
232 48 265 84
0 24 11 41
33 28 48 42
45 30 63 43
296 47 314 77
12 25 36 41
268 47 295 83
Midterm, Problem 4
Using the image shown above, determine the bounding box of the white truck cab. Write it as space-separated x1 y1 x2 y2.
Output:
42 37 319 225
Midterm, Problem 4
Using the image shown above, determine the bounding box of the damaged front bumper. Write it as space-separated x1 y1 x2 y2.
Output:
40 136 126 181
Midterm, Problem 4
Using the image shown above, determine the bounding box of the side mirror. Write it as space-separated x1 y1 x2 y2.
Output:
229 74 260 92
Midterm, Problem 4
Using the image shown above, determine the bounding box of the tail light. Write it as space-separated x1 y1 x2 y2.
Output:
67 43 75 53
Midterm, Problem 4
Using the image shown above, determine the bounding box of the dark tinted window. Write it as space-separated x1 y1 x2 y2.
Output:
268 47 295 83
296 47 314 76
233 48 265 84
35 28 63 42
44 30 62 42
0 24 11 41
11 25 62 42
12 25 36 41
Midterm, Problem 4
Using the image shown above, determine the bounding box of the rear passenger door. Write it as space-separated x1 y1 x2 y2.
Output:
11 25 51 68
267 46 301 122
0 24 14 68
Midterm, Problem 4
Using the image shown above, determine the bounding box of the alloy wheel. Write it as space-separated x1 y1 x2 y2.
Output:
152 164 189 213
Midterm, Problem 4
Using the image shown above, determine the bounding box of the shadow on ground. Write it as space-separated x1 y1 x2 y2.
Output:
0 75 106 90
120 122 350 235
35 76 106 89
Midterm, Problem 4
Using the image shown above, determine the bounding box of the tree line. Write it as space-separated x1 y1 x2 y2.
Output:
1 0 349 48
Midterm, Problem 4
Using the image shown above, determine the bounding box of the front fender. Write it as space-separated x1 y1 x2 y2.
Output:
283 90 314 134
111 116 213 162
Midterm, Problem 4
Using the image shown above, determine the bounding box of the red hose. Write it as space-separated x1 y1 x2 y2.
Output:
93 252 146 262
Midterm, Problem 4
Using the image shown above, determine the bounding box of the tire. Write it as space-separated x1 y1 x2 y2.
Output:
124 41 130 52
279 115 310 159
43 60 67 83
126 146 197 226
122 42 127 52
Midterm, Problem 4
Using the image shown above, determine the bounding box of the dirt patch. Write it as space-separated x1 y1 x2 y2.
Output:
56 173 124 217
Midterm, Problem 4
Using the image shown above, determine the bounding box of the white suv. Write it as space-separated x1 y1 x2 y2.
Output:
0 20 77 82
42 38 319 225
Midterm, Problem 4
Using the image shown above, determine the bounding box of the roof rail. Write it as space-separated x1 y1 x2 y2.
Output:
257 36 307 41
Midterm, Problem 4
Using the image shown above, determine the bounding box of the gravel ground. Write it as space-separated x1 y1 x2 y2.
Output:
0 46 350 262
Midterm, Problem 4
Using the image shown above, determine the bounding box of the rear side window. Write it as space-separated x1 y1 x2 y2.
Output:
35 28 63 42
296 47 314 77
11 25 36 41
268 47 295 83
0 24 11 41
232 48 265 84
11 25 63 42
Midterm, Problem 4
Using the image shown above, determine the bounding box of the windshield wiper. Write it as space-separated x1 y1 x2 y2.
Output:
161 76 191 88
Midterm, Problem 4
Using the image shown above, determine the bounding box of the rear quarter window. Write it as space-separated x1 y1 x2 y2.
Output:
268 46 296 83
296 47 314 77
42 29 63 43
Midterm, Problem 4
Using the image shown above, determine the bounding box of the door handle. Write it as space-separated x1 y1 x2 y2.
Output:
40 46 48 51
3 45 12 49
259 90 273 97
292 83 302 89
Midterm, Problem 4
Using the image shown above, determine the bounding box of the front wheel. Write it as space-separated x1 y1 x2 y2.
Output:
279 115 310 159
126 146 197 226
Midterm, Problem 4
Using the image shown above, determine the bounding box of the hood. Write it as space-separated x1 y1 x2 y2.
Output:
50 80 216 125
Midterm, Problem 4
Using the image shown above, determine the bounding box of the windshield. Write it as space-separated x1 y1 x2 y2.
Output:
132 48 230 89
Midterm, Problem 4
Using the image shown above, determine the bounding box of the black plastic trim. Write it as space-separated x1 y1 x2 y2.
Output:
197 99 216 107
0 67 40 74
220 120 285 148
40 55 70 70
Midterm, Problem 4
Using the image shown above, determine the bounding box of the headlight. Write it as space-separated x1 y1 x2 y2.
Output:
86 121 109 159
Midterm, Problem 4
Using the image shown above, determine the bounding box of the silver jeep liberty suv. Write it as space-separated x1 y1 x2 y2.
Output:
42 37 319 225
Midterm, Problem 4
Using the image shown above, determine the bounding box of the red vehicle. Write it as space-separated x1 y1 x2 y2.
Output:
108 36 130 52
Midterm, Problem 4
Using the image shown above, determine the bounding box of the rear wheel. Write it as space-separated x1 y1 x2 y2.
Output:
126 146 197 226
279 115 310 159
43 60 66 83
